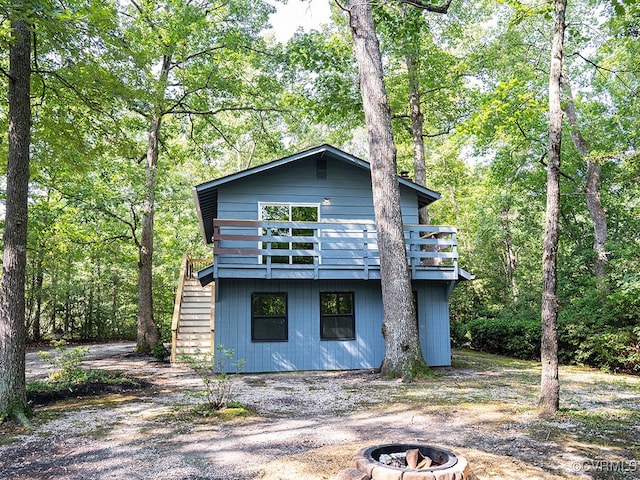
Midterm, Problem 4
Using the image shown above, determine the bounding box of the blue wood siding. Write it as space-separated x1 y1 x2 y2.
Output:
213 158 424 272
216 158 419 230
416 283 452 366
214 278 452 372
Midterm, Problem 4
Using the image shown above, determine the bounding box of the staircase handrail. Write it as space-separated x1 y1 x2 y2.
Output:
171 254 190 363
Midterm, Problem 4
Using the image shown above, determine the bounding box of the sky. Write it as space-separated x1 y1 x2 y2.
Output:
265 0 332 42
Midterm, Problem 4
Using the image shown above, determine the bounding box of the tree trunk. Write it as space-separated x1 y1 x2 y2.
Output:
0 13 31 424
406 53 430 226
499 203 519 303
32 249 44 342
136 54 171 354
136 113 163 352
560 76 609 289
539 0 566 416
346 0 425 379
49 271 59 336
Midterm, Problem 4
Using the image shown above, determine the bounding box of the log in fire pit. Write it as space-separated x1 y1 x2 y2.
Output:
340 443 469 480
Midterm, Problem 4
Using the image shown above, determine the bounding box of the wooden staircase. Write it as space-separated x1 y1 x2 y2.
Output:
171 255 214 363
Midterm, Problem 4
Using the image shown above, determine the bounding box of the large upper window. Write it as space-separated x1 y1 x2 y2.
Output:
320 292 355 340
259 203 319 264
251 293 288 342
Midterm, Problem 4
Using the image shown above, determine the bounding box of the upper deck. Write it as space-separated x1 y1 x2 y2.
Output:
205 219 460 282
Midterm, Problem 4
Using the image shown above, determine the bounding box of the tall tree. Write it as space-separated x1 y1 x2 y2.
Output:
401 5 430 224
539 0 566 416
345 0 423 378
0 3 31 424
135 52 170 353
343 0 454 378
118 0 277 353
561 73 609 288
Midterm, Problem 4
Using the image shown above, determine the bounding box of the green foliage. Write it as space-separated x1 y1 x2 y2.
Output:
454 317 541 360
566 327 640 374
181 346 245 412
559 282 640 374
37 340 89 383
30 340 146 403
455 281 640 373
27 369 138 395
151 342 170 362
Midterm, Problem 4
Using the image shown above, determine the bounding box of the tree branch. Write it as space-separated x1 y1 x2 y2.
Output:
569 51 635 92
172 45 225 67
47 184 140 246
167 105 286 116
538 154 580 189
398 0 454 14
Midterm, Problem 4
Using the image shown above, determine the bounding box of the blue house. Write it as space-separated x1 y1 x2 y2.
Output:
171 144 471 372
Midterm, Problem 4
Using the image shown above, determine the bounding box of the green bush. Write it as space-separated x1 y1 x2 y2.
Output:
455 317 541 360
455 315 640 373
180 346 245 412
559 321 640 374
38 340 90 382
151 342 170 362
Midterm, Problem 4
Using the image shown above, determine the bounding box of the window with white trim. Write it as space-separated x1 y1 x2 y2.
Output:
259 203 319 265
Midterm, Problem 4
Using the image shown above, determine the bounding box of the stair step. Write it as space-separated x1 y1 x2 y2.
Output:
181 297 212 304
176 340 211 347
178 319 211 326
178 328 211 335
181 303 211 315
183 290 212 297
174 348 212 358
176 343 211 353
176 332 212 339
179 315 211 322
180 306 212 313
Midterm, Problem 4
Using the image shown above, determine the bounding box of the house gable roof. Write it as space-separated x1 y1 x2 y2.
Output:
194 144 441 244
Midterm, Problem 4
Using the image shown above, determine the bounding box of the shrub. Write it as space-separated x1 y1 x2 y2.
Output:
38 340 90 382
151 342 170 362
559 321 640 374
457 315 640 373
457 317 541 360
181 346 244 412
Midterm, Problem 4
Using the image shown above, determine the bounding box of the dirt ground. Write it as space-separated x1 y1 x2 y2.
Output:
1 342 638 480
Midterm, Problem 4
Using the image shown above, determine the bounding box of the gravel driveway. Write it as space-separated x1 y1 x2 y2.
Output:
3 342 639 480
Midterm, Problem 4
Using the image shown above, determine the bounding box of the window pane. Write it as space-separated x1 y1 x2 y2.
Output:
321 316 354 340
321 293 338 314
262 204 289 221
292 206 318 221
292 206 317 264
253 316 287 341
252 293 286 316
321 293 353 314
251 293 288 342
337 293 353 314
320 292 355 340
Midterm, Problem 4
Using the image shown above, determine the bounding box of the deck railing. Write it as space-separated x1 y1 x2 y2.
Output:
211 219 458 280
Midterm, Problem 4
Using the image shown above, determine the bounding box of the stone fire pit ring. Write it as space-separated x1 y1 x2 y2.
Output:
351 443 470 480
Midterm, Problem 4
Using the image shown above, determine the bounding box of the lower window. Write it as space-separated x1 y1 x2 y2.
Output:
251 293 288 342
320 292 355 340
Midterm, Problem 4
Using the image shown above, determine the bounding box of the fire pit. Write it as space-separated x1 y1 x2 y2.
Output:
346 443 469 480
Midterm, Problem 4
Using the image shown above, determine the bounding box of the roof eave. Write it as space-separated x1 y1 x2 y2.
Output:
193 186 209 243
